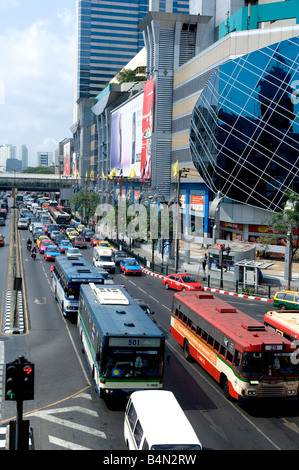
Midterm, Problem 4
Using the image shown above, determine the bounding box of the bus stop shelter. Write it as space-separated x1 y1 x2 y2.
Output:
235 259 275 289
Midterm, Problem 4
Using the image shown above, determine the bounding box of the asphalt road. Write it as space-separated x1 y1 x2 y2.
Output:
0 219 299 451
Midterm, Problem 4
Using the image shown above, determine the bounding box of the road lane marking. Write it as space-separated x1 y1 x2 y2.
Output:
49 436 91 450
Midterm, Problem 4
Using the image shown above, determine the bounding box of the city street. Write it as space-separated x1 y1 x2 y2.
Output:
0 214 299 450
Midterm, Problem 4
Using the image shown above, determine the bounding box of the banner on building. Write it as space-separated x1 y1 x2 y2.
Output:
63 141 71 176
110 93 143 177
140 78 154 181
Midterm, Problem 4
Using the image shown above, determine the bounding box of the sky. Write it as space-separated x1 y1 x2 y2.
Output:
0 0 76 166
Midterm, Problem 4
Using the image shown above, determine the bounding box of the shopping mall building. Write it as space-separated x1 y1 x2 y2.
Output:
92 1 299 256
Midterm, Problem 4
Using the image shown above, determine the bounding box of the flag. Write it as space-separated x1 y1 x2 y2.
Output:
172 160 179 178
85 171 88 182
109 167 116 179
101 169 106 181
90 170 93 182
128 165 136 179
117 169 123 185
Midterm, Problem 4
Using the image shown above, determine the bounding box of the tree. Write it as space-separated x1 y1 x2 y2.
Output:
265 190 299 289
70 190 99 225
115 68 146 84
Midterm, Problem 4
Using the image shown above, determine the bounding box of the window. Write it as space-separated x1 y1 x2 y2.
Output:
207 325 216 346
220 335 229 357
127 401 137 430
214 330 221 352
202 321 210 342
134 420 144 449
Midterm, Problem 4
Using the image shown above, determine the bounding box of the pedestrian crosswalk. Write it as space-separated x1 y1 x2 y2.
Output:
0 426 7 450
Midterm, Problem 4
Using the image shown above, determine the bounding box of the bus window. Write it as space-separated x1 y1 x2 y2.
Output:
220 335 229 357
233 350 242 373
207 325 216 346
201 320 210 342
214 330 221 352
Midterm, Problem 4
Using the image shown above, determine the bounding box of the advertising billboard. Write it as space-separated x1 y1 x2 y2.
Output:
63 141 71 176
140 78 154 181
110 93 143 177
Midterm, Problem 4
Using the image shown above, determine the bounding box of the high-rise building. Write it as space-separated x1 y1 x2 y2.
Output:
20 144 28 170
37 151 53 167
72 0 190 179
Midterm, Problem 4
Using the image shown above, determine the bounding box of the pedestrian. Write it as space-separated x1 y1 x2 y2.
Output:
202 253 207 273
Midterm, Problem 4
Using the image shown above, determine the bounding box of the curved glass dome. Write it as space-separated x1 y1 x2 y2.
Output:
190 37 299 211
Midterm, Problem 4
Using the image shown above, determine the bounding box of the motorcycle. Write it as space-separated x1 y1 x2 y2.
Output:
27 241 32 251
31 251 36 260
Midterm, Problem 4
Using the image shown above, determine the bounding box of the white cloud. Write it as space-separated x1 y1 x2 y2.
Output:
0 7 75 165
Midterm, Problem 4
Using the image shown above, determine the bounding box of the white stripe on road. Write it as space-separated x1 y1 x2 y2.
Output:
49 435 91 450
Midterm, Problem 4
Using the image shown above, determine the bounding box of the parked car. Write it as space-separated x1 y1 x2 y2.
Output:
0 217 5 226
0 208 7 219
162 273 204 291
120 258 142 276
57 239 72 252
17 218 29 229
0 234 5 246
113 251 128 266
72 236 87 249
273 290 299 310
44 245 61 261
65 247 82 259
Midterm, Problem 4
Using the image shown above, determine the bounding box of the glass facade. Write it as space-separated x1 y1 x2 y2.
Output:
190 37 299 212
77 0 149 99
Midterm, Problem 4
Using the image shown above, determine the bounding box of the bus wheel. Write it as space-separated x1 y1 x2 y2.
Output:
183 340 192 362
221 375 231 400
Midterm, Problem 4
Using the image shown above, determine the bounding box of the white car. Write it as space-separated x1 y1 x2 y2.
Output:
17 218 29 229
65 247 82 259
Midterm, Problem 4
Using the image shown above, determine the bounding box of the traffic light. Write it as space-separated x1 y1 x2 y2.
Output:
5 357 35 401
21 362 34 401
5 361 20 401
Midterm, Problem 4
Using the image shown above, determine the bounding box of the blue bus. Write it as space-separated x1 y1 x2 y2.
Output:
52 257 104 317
78 283 165 398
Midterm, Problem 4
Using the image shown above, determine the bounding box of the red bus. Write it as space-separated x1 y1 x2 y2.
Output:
171 292 299 400
48 206 71 225
57 204 72 215
264 310 299 342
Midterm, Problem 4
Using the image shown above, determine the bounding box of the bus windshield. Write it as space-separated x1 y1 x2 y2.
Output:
102 349 163 379
241 351 298 379
66 286 80 300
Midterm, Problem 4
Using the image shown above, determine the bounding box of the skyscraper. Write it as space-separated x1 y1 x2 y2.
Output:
74 0 190 107
72 0 190 178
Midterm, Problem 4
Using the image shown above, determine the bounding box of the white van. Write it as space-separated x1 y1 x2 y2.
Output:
124 390 202 451
93 246 115 273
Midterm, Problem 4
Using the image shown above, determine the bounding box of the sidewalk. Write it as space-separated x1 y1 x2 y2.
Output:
128 240 299 291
